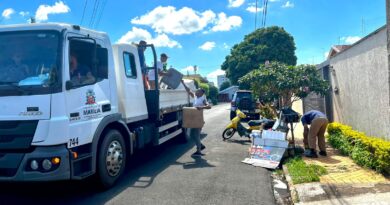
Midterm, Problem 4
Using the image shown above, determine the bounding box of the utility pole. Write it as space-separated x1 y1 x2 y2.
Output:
387 0 390 105
255 0 258 30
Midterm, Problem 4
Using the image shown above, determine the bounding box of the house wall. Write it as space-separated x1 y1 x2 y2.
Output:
330 27 390 139
218 86 239 101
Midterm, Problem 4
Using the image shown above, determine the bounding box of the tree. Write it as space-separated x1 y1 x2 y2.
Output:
221 26 297 84
199 83 210 96
219 81 231 91
239 62 329 108
208 84 219 105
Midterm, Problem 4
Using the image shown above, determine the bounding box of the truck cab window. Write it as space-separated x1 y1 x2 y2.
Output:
69 40 108 87
123 52 137 78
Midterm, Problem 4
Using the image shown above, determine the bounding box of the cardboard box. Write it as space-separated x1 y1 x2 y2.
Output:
161 68 183 89
183 107 204 128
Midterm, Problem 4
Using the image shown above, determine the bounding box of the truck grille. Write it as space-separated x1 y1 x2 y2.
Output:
0 168 18 177
0 121 38 151
0 153 25 177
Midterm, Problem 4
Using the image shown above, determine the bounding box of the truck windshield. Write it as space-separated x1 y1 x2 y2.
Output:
0 30 61 96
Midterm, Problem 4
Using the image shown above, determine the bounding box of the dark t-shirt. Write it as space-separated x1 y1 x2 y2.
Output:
301 110 326 125
138 48 147 75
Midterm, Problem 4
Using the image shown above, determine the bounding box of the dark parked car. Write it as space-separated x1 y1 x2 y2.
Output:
230 90 260 120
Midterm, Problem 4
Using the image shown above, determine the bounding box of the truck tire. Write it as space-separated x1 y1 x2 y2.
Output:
97 129 126 189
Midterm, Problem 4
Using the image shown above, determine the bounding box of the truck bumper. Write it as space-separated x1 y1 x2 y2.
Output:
0 145 70 182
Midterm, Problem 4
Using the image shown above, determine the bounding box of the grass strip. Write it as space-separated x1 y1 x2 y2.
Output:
286 157 327 184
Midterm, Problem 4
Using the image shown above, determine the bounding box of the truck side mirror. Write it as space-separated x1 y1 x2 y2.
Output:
65 80 73 90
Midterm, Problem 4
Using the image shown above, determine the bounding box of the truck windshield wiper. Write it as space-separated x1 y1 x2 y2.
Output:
0 82 19 87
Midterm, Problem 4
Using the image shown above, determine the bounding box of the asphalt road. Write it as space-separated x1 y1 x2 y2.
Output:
0 103 276 205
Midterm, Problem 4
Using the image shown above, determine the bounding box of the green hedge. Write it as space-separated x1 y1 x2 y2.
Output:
327 123 390 174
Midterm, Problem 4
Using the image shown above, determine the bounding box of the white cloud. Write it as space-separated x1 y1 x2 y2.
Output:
324 51 329 59
181 65 200 73
269 0 280 2
207 69 225 79
131 6 242 35
2 8 15 19
207 69 226 86
131 6 216 35
117 27 181 48
211 13 242 32
246 6 264 13
228 0 245 8
199 41 216 51
35 1 70 22
223 43 230 49
341 36 361 44
282 1 294 8
19 11 30 17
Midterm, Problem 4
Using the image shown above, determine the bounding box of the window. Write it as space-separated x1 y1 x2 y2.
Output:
0 30 61 96
123 52 137 78
69 39 108 88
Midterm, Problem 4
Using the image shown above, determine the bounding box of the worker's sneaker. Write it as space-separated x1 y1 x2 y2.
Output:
191 151 205 157
319 151 327 156
200 144 206 151
305 149 318 158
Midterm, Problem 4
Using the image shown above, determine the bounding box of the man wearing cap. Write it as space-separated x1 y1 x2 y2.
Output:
137 40 150 90
148 53 169 89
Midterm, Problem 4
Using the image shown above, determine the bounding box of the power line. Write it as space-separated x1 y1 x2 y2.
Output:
255 0 258 30
94 0 107 29
80 0 88 26
89 0 100 28
263 0 269 27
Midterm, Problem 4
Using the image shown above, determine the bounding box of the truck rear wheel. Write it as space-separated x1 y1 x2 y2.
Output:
97 129 126 189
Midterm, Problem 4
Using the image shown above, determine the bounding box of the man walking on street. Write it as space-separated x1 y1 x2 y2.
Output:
301 110 329 158
181 80 211 156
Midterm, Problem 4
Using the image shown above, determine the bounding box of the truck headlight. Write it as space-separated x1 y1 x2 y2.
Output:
30 160 39 170
42 159 52 170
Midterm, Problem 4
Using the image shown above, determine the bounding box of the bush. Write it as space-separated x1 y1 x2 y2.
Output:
327 123 390 174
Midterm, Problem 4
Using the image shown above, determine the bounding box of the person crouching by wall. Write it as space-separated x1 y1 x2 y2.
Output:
302 110 329 158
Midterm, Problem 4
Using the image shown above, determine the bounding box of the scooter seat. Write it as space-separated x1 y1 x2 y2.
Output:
248 119 275 129
248 120 263 127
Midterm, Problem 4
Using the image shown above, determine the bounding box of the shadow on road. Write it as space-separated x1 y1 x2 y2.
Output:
224 138 252 146
0 138 201 205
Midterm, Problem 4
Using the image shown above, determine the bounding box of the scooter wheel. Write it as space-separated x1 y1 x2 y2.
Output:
222 128 236 140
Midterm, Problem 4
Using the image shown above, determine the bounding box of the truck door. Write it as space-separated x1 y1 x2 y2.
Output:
64 36 111 148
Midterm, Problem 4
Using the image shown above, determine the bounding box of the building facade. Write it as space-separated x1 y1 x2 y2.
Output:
306 26 390 139
217 75 229 88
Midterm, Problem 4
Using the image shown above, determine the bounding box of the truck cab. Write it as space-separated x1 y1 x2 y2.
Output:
0 23 191 188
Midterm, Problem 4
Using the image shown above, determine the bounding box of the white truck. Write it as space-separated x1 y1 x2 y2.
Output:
0 23 194 188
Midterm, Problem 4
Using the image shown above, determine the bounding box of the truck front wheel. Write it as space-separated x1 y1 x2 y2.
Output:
97 129 126 189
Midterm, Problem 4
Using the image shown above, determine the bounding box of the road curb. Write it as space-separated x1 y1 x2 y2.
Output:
282 165 299 204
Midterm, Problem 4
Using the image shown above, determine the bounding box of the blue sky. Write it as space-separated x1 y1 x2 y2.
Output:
0 0 386 85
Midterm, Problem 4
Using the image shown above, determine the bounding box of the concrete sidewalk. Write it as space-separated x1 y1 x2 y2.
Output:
284 100 390 205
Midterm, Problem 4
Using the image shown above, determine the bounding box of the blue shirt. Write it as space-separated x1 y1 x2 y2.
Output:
301 110 326 125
